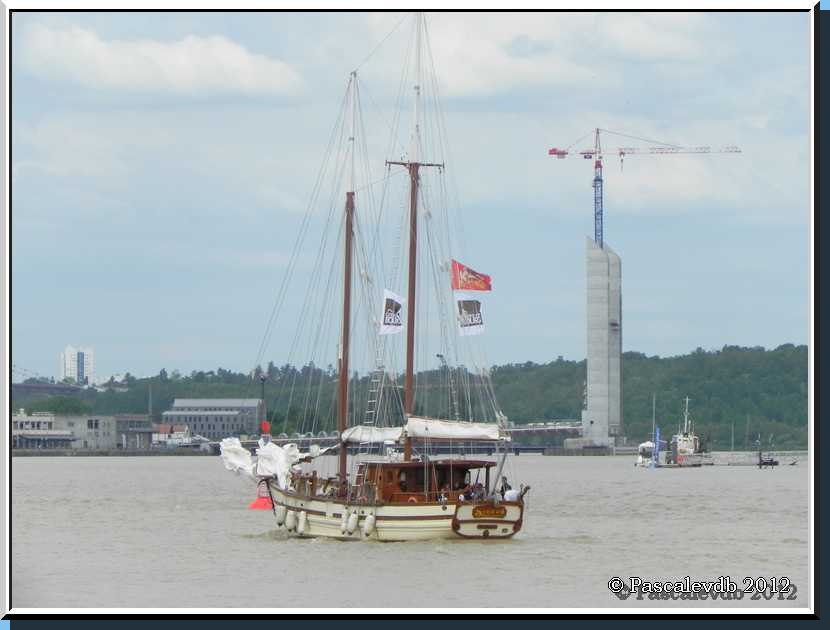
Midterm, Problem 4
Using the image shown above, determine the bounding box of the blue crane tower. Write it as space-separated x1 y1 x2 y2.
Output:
549 127 741 248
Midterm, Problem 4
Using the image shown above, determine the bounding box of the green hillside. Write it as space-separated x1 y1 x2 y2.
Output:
491 344 807 449
14 344 808 450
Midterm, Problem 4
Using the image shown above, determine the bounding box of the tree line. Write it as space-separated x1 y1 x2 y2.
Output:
13 344 807 450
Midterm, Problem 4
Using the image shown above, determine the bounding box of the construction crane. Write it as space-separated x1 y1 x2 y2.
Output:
549 128 741 249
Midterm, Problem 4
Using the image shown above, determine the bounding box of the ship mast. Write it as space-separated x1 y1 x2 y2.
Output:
338 72 358 484
387 13 442 461
683 396 691 435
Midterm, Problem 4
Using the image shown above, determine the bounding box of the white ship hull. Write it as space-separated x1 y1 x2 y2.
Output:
267 481 524 541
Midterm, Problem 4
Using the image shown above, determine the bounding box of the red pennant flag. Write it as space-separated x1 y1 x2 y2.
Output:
260 420 271 434
451 259 492 291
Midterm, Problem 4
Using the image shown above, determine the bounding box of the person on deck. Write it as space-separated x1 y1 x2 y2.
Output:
500 476 512 499
439 483 450 503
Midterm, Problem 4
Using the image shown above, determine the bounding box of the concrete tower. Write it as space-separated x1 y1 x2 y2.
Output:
580 237 622 446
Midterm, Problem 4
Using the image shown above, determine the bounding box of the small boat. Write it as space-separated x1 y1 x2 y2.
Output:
635 393 664 467
665 398 713 467
635 440 654 467
758 453 779 468
757 435 779 468
637 398 713 468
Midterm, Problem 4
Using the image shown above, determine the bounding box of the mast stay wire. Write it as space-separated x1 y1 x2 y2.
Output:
351 12 413 75
297 116 353 435
421 16 501 424
361 44 412 430
277 82 353 434
257 13 414 401
252 81 351 374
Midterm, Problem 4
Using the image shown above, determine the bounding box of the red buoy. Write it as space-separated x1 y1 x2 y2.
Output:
248 482 273 510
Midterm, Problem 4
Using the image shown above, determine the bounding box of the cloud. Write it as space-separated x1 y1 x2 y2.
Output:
363 13 712 97
14 117 145 178
19 22 304 96
593 13 709 61
10 104 340 236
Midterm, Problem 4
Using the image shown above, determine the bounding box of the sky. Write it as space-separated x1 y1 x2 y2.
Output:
8 10 812 381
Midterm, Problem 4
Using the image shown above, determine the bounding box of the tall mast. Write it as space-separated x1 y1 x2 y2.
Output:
405 162 420 418
338 72 358 484
683 396 690 434
387 13 442 461
651 392 656 438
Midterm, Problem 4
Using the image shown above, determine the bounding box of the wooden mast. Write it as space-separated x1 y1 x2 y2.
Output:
404 162 420 461
387 14 441 462
338 190 354 482
338 73 357 484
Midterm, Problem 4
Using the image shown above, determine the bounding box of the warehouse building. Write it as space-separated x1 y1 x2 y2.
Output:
161 399 263 440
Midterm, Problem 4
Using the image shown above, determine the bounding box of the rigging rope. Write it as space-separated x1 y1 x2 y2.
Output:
352 12 413 73
252 84 351 373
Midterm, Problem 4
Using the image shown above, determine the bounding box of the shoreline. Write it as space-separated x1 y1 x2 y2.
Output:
10 448 808 459
11 448 212 457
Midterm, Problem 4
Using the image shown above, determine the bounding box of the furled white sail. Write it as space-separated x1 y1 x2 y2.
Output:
405 416 508 441
220 437 256 479
255 441 301 489
341 425 404 444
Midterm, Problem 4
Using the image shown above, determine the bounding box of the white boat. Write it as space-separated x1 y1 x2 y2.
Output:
635 440 654 467
221 13 529 541
635 393 661 467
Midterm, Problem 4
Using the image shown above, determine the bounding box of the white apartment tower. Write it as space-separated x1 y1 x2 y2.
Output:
61 345 94 385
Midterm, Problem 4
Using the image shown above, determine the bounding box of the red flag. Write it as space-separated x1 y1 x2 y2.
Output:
451 259 492 291
260 420 271 434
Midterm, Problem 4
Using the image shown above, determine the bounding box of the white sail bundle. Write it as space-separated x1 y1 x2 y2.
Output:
405 416 509 441
220 437 317 489
341 425 404 444
255 441 301 489
219 437 257 479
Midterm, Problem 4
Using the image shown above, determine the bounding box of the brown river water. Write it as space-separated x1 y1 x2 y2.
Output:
10 453 811 610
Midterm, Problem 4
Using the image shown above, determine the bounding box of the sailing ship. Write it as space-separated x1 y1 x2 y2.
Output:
220 14 529 541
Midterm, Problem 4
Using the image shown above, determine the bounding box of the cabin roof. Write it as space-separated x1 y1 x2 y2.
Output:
362 459 496 469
